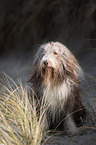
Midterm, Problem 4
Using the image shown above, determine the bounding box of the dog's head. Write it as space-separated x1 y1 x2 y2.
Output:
31 42 83 84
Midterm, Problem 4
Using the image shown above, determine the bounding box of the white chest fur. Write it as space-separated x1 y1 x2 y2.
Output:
43 79 73 111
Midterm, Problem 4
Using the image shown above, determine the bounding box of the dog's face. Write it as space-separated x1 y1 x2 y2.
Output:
33 42 82 83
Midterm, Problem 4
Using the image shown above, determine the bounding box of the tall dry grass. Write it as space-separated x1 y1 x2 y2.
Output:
0 74 48 145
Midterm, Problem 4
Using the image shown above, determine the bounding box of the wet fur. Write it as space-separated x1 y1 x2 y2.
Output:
29 42 86 133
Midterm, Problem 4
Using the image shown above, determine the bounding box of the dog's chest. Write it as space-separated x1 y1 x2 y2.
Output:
43 81 72 110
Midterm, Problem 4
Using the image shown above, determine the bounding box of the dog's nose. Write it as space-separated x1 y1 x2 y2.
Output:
43 60 48 66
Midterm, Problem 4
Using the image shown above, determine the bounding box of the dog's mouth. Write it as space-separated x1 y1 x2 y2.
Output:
41 66 66 83
41 67 55 78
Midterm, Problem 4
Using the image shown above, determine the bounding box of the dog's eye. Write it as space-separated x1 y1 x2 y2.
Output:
53 51 57 55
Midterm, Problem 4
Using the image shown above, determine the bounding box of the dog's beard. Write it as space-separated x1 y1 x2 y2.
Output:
41 67 54 80
41 66 65 84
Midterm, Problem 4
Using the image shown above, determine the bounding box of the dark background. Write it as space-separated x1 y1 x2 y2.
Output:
0 0 96 56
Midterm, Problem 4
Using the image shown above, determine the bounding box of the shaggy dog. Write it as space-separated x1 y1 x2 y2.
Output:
29 42 86 133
